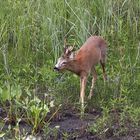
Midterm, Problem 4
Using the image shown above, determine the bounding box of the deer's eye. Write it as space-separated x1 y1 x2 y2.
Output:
62 62 67 65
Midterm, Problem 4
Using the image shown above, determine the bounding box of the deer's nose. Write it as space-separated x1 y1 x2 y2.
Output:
54 67 59 71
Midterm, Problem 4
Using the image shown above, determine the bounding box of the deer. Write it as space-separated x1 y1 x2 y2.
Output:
54 36 107 108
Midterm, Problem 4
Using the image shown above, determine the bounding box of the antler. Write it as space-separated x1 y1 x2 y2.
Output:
63 38 75 54
63 38 68 53
64 38 67 47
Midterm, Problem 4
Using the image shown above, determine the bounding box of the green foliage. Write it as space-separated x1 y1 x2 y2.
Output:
88 105 140 139
0 84 21 102
22 96 50 133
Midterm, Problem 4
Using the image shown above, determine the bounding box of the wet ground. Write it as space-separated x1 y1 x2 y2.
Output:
48 110 100 140
0 107 139 140
45 109 139 140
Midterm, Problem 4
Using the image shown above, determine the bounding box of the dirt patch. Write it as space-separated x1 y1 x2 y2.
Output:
0 107 139 140
45 108 139 140
47 110 100 140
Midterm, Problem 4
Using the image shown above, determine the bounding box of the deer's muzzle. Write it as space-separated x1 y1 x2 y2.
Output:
54 67 60 71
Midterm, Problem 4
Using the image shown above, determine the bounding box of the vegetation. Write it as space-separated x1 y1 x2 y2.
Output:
0 0 140 139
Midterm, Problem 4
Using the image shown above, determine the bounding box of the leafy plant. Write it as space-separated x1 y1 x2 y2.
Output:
22 95 52 134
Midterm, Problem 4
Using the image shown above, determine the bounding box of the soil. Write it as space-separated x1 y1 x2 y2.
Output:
46 109 138 140
48 110 100 140
0 107 139 140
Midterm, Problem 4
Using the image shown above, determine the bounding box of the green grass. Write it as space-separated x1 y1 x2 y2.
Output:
0 0 140 139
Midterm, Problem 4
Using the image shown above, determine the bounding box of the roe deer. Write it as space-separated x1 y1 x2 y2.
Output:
54 36 107 108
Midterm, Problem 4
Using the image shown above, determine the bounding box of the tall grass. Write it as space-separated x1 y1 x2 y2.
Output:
1 0 139 99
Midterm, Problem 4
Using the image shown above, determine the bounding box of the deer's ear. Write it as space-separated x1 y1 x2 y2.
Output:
63 46 68 53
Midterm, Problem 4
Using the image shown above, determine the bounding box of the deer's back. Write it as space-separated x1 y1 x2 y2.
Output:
76 36 107 70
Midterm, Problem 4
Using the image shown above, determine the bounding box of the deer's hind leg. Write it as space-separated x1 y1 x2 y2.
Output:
88 67 97 99
100 61 107 81
100 47 107 81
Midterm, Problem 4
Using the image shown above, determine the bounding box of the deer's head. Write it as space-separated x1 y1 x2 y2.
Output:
54 46 74 71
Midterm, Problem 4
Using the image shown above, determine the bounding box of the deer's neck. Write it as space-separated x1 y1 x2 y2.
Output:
66 51 80 75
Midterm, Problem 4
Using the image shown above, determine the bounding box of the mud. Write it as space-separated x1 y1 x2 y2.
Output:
47 110 101 140
0 107 139 140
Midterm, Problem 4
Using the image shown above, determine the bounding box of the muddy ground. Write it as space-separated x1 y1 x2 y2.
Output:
0 107 139 140
46 109 138 140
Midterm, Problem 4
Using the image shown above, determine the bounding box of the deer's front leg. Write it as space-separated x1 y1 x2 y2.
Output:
80 75 87 108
